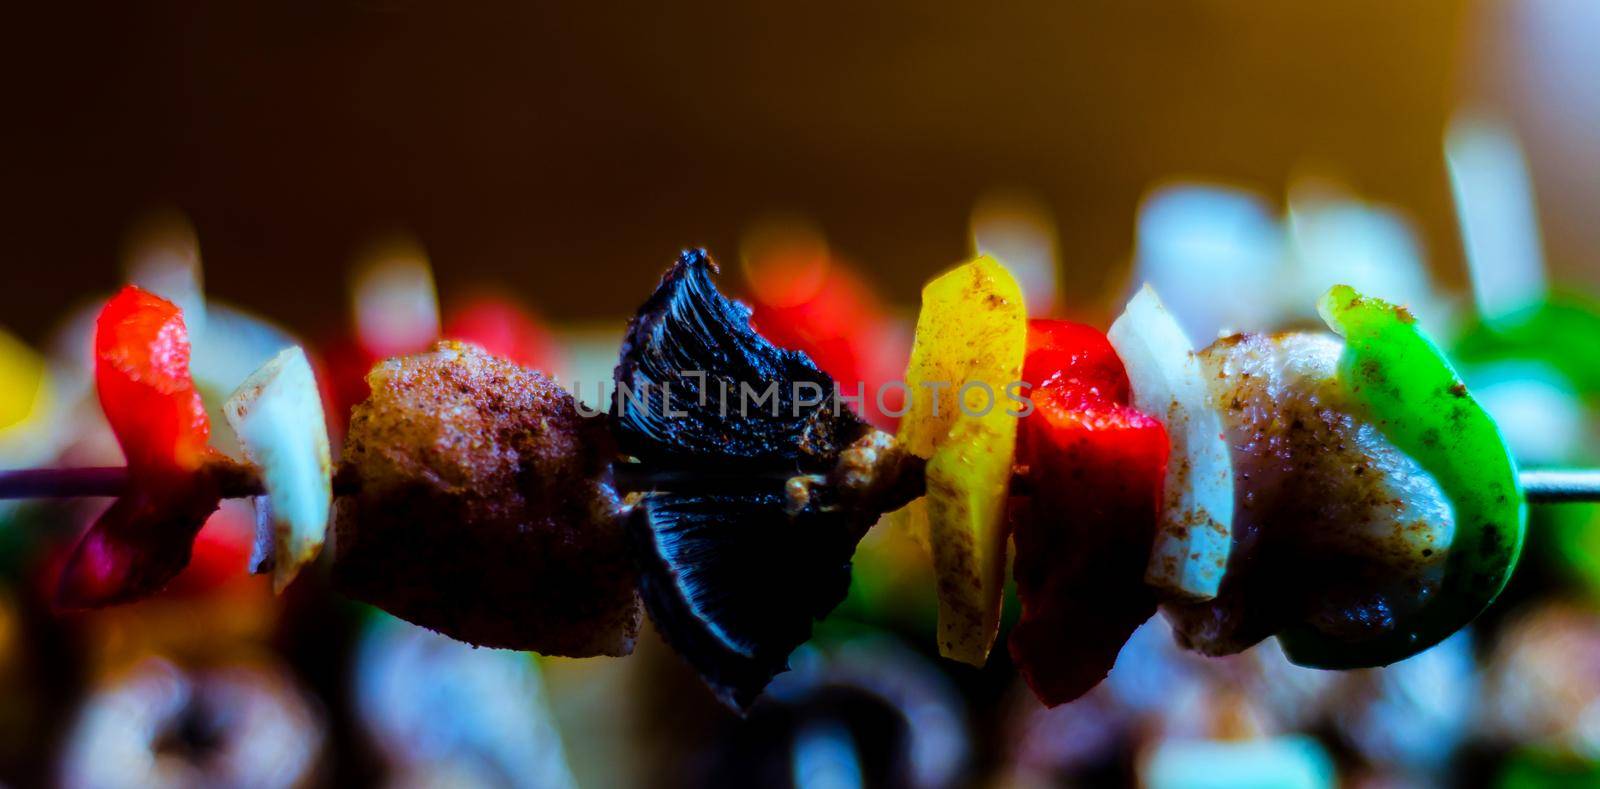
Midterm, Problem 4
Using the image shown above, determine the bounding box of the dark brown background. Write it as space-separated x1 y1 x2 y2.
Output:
0 2 1535 342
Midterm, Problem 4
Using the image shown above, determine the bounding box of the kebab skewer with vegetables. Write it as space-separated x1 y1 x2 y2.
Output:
1 249 1593 712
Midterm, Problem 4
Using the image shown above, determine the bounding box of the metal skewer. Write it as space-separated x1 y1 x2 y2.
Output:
2 464 1599 503
0 461 343 500
0 466 133 499
1520 469 1600 504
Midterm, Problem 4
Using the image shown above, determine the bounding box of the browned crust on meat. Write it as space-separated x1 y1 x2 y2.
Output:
332 341 641 657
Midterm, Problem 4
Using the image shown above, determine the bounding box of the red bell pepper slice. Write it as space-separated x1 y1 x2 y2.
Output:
94 286 212 476
1008 319 1168 706
57 286 221 608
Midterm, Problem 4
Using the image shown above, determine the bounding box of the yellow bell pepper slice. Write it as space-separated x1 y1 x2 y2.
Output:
0 328 45 432
894 256 1027 665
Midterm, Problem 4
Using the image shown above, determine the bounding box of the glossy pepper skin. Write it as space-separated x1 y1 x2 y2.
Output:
1278 285 1527 668
894 256 1027 666
94 286 213 475
58 286 222 607
1008 320 1168 705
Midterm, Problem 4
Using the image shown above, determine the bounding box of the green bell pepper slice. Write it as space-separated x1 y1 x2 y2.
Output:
1455 294 1600 599
1278 285 1527 669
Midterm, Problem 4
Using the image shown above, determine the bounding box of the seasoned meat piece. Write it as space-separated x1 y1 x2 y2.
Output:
1163 332 1453 654
333 341 640 657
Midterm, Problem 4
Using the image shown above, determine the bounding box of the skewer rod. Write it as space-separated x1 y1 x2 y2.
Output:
3 465 1600 503
0 464 271 499
1521 469 1600 504
0 466 130 498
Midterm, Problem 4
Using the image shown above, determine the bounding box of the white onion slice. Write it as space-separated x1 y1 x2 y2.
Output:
1108 284 1234 600
223 346 332 593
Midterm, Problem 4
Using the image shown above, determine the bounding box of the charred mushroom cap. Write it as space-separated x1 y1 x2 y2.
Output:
333 340 640 657
613 249 875 710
